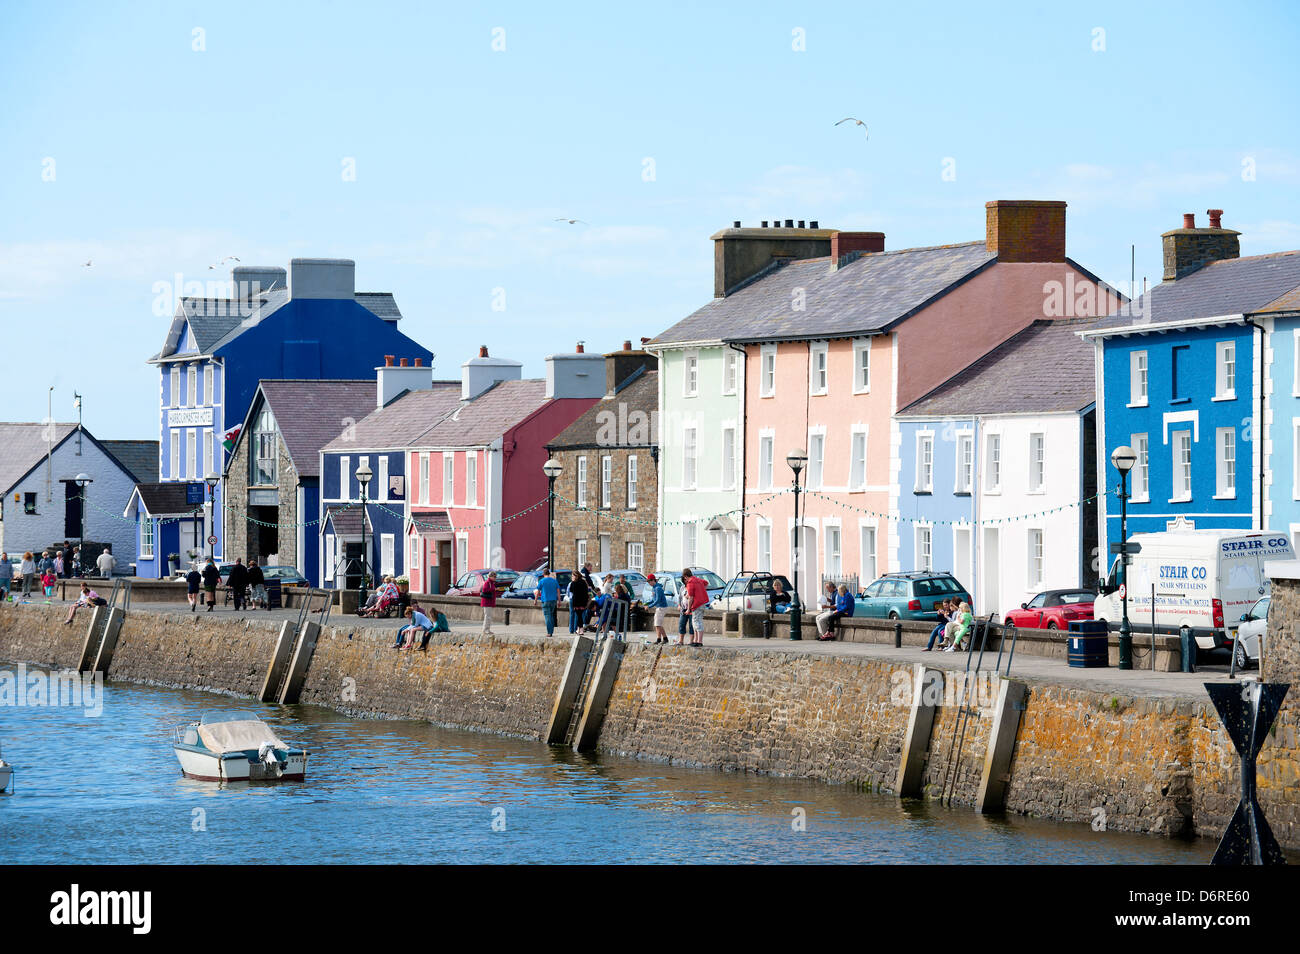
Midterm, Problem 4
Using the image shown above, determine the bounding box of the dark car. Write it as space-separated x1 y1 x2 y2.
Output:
261 565 309 587
1003 589 1095 630
856 572 972 621
503 569 574 599
447 569 520 597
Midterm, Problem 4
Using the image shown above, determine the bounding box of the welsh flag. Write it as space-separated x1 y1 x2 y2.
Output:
222 425 242 453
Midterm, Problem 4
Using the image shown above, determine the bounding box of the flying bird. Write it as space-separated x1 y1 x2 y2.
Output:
835 117 869 138
81 260 92 267
554 217 588 225
209 255 241 269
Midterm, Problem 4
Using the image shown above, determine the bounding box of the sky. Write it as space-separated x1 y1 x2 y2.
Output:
2 0 1298 440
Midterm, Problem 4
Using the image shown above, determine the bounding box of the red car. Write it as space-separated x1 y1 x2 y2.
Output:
1003 589 1095 630
445 569 519 597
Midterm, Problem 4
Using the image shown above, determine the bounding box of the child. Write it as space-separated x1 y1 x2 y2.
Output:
41 569 56 598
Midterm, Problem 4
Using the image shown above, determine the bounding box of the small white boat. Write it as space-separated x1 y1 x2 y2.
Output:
0 741 12 794
172 712 308 782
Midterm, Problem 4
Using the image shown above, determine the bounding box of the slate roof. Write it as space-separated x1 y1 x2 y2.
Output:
1088 250 1300 334
131 482 199 517
647 242 997 346
900 319 1097 417
323 504 372 535
410 510 452 532
355 293 402 321
101 440 160 484
0 422 79 494
321 384 464 452
257 380 378 478
548 370 658 449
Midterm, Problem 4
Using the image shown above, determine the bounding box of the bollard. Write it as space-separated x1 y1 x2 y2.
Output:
763 618 772 639
894 621 902 648
1180 625 1196 673
503 608 511 626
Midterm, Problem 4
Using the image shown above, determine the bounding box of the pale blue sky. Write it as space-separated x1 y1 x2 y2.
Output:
2 0 1298 438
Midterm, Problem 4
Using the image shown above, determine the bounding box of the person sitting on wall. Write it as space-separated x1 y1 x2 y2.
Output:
397 604 434 649
817 584 855 641
418 610 451 651
769 578 791 614
942 602 973 652
63 584 107 625
923 600 954 652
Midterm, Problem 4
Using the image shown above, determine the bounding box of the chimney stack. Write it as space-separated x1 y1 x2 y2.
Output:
376 358 434 407
604 342 657 394
985 200 1067 262
462 348 521 400
289 258 356 300
1162 209 1240 281
545 349 606 399
711 220 837 297
830 231 886 269
232 265 287 302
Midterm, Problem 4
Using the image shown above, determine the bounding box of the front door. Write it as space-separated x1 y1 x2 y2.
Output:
438 541 452 594
64 482 82 539
343 541 364 590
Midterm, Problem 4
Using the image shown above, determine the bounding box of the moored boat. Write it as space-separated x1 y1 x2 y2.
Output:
172 712 307 782
0 741 12 793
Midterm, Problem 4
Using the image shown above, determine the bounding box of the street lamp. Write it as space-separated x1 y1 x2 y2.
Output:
786 448 808 641
543 458 563 571
1111 444 1137 670
355 463 373 611
74 474 92 577
204 471 219 561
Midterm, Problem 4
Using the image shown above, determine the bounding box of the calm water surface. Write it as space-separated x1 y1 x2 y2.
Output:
0 670 1212 864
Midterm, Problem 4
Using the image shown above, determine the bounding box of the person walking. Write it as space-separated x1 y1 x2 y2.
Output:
201 558 220 612
534 568 560 636
227 558 249 611
61 543 74 579
39 551 54 577
0 553 12 603
95 546 116 579
20 552 36 598
682 567 709 647
54 552 65 578
247 559 267 609
646 573 668 644
185 565 202 612
566 568 589 634
480 570 499 635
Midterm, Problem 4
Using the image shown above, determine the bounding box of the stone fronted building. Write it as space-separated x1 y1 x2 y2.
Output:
547 346 658 574
224 379 374 582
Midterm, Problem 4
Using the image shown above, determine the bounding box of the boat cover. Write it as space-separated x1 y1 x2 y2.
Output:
197 719 284 754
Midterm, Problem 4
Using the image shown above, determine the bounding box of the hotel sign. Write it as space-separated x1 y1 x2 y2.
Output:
167 407 214 428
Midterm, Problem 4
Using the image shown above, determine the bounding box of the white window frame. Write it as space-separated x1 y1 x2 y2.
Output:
915 432 934 493
1132 433 1150 503
419 453 430 505
825 523 842 577
203 364 213 405
682 522 697 567
169 366 180 408
1171 429 1192 503
466 453 477 505
627 455 638 509
1215 426 1236 499
380 534 395 577
378 455 389 502
955 431 974 494
759 433 774 490
1028 529 1045 588
849 428 867 492
760 345 777 398
1029 432 1045 493
443 453 454 504
577 456 588 508
683 350 699 397
202 428 213 479
757 521 772 572
1214 341 1236 401
455 534 468 579
601 455 612 508
809 342 829 396
340 456 350 500
721 426 736 491
627 541 644 573
576 538 587 570
808 430 825 490
722 350 738 396
852 338 871 394
683 427 697 490
985 433 1002 493
915 523 933 572
188 364 197 408
1129 350 1148 407
186 428 196 480
140 513 155 558
860 524 878 583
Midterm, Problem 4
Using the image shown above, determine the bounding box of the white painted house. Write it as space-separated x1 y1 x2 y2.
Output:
0 423 157 568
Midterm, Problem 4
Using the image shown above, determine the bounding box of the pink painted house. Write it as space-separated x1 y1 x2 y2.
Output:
704 202 1121 605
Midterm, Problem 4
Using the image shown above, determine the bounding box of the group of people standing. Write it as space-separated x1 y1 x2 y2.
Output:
183 557 268 612
0 545 115 602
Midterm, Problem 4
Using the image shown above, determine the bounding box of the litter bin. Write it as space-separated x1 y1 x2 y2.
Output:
265 579 282 610
1067 619 1108 668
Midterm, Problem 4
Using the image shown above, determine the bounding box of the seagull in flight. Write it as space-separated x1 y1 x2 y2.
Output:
208 255 241 269
835 117 869 138
81 259 92 267
554 217 588 225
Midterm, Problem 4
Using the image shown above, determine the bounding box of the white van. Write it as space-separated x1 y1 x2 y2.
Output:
1094 530 1294 651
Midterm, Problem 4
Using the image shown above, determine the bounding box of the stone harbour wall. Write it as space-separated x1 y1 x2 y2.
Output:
1 603 1297 849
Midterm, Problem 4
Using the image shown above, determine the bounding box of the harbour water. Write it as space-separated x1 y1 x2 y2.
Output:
0 672 1213 864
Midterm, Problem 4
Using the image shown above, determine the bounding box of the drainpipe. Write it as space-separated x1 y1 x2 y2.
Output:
726 341 748 571
1242 318 1265 530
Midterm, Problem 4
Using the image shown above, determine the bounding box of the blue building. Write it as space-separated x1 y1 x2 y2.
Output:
894 417 975 583
1084 210 1300 558
138 259 431 577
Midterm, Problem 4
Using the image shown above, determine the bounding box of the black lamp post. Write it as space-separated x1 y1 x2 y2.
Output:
1111 444 1137 670
786 448 808 641
74 473 92 576
355 462 373 610
543 458 562 571
204 471 219 561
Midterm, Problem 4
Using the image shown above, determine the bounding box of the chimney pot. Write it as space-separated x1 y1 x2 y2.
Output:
810 220 819 228
414 358 423 367
1183 213 1196 229
784 219 794 228
622 340 632 351
384 355 395 367
733 220 741 228
576 342 584 354
479 345 489 358
798 220 805 228
761 220 768 228
1207 208 1224 229
399 357 409 367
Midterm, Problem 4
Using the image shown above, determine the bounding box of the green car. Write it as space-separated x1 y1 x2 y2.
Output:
855 572 972 621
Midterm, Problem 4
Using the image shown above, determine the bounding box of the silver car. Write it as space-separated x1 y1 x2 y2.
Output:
1234 596 1269 670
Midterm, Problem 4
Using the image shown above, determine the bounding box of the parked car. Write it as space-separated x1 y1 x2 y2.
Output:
1003 589 1095 630
262 565 308 587
592 570 648 598
1235 596 1269 670
715 571 795 613
855 572 971 621
646 568 728 607
446 569 520 597
502 569 575 600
